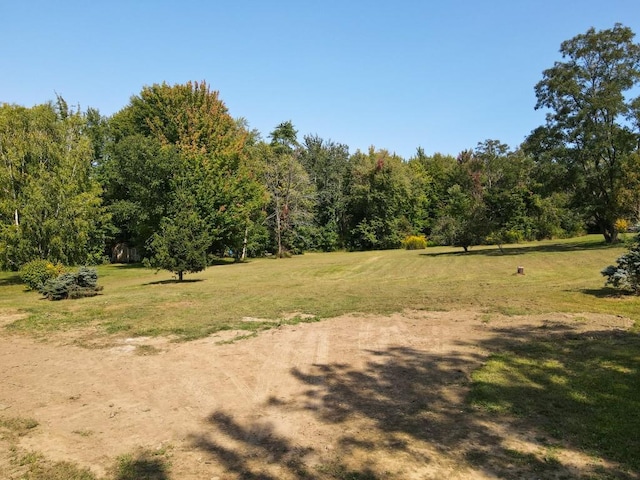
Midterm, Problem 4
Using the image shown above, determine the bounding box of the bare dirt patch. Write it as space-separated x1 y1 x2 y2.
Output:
0 310 635 479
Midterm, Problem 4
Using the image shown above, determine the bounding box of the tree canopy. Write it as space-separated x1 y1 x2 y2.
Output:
528 23 640 243
3 25 640 270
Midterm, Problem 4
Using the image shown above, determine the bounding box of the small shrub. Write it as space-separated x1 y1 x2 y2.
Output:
40 267 102 301
614 218 629 233
19 260 65 291
402 235 428 250
602 235 640 294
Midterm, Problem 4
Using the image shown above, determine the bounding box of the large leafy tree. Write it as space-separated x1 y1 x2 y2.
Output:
345 148 411 250
0 100 109 269
102 81 265 258
529 24 640 243
299 134 350 251
431 150 488 252
259 122 315 257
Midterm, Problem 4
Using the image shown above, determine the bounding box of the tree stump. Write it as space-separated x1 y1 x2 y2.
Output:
517 266 525 275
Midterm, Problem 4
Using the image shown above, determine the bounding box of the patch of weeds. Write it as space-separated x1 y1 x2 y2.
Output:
103 321 133 334
135 344 161 356
279 314 320 326
112 448 170 480
542 445 561 466
215 332 258 345
504 448 538 465
0 416 39 437
315 461 382 479
479 313 492 324
72 429 94 437
494 305 530 316
465 448 490 465
10 449 96 480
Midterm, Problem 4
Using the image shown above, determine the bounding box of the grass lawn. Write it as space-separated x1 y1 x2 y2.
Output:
0 234 638 340
1 234 639 479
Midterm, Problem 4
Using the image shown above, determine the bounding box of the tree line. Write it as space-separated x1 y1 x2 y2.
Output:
1 24 639 273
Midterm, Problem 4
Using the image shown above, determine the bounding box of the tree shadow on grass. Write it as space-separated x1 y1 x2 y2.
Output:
143 278 204 285
113 450 169 480
578 286 636 298
0 274 23 286
189 323 639 479
110 263 147 270
421 239 617 258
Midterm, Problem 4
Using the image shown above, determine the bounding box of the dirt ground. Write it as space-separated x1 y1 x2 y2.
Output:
0 310 636 479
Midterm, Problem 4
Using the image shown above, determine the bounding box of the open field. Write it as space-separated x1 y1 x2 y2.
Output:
0 235 639 479
1 235 638 341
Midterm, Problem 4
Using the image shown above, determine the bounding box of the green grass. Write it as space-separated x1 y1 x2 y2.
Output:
0 416 38 437
469 331 640 473
111 449 170 480
0 235 638 340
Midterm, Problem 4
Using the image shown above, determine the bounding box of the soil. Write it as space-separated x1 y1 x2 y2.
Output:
0 310 636 479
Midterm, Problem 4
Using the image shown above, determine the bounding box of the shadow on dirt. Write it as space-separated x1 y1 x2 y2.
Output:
190 323 639 479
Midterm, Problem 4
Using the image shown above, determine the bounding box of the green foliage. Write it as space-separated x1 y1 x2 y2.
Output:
259 125 315 257
0 102 111 270
19 260 65 291
529 23 640 243
112 450 170 480
346 148 411 250
0 415 39 436
602 235 640 294
40 267 101 301
469 333 640 471
104 81 266 259
299 134 350 251
401 235 427 250
144 204 210 281
431 184 487 252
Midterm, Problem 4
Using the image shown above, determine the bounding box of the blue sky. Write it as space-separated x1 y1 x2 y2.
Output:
2 1 639 159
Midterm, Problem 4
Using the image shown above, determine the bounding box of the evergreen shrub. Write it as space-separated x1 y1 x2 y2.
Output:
602 235 640 294
40 266 102 301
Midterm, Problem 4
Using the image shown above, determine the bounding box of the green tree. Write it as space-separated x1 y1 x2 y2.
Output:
431 184 487 252
405 151 434 237
99 135 178 253
602 234 640 294
259 122 315 257
299 134 350 251
145 193 210 281
345 148 411 250
0 101 109 269
530 24 640 243
102 81 265 259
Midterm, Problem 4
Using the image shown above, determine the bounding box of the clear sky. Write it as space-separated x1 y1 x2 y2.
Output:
2 1 640 159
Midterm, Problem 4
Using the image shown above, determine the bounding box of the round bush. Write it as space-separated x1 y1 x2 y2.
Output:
19 260 65 291
402 235 428 250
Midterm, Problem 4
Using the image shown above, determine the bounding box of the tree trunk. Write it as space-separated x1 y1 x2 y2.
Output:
276 207 283 258
178 271 183 281
601 220 617 244
241 225 248 261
